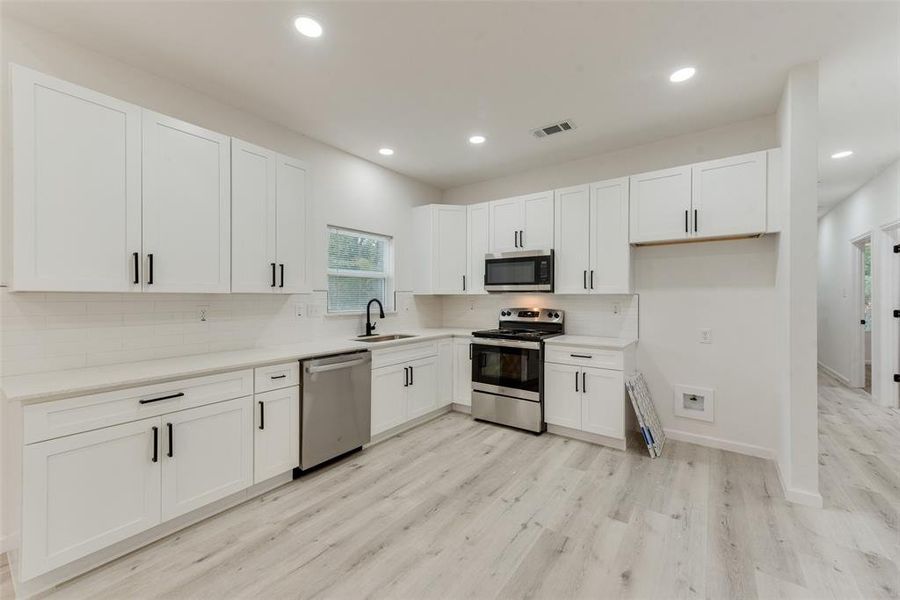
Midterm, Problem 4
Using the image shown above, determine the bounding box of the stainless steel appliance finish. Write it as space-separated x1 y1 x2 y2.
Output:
300 351 371 470
484 249 554 292
470 308 564 433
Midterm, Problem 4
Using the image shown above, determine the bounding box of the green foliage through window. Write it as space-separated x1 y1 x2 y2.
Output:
327 227 392 313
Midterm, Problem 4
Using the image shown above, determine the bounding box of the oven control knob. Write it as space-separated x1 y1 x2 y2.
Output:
553 312 560 318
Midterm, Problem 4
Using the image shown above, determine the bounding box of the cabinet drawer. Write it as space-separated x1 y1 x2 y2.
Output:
24 369 254 444
371 341 438 369
545 345 623 371
254 361 300 393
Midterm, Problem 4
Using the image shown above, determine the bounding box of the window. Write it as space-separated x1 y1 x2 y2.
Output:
327 227 394 313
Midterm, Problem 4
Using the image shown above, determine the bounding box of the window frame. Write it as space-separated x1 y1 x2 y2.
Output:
325 226 395 315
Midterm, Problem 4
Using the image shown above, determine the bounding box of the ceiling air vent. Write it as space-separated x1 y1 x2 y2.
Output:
532 120 576 139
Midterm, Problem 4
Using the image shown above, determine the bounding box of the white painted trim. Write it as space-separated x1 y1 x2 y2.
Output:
546 424 627 451
366 405 452 446
775 457 823 508
450 403 472 415
663 428 776 460
817 361 850 385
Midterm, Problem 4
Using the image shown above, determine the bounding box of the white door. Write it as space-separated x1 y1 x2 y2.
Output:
553 185 591 294
407 356 438 419
489 198 524 252
629 166 691 244
543 363 581 430
521 191 555 250
453 339 472 406
589 177 631 294
11 65 142 292
371 364 408 436
253 387 300 483
434 205 467 293
581 367 625 439
142 110 231 293
161 397 253 520
21 417 162 579
275 155 309 293
231 139 277 293
438 340 454 408
466 203 490 294
691 151 767 239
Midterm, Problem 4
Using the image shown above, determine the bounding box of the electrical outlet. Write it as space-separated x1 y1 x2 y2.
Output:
295 304 304 318
699 328 712 344
198 305 209 322
612 303 620 315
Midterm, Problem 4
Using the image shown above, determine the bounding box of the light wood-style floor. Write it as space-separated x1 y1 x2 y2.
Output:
5 370 899 599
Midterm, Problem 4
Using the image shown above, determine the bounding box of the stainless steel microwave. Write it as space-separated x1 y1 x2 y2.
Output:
484 250 554 292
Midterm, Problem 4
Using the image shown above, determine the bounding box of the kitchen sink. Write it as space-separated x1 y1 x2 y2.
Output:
355 334 418 343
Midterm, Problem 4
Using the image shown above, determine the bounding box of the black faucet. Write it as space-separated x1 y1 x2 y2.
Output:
364 298 385 337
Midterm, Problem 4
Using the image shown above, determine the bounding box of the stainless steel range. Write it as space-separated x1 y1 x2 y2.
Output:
470 308 564 433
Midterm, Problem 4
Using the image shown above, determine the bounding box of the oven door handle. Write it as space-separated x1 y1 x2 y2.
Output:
471 338 542 351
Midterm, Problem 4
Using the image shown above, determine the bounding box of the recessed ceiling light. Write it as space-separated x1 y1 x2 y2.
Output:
831 150 853 159
378 147 394 156
469 135 486 145
669 66 696 83
294 16 323 38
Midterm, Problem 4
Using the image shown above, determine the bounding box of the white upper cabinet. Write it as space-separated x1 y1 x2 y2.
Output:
691 151 767 239
629 165 692 244
555 178 631 295
11 65 142 292
589 177 631 294
553 185 591 294
413 205 467 294
231 140 277 293
142 111 231 293
489 191 554 252
231 141 308 293
466 202 490 294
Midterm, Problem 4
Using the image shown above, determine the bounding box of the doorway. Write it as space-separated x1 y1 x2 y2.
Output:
850 235 873 393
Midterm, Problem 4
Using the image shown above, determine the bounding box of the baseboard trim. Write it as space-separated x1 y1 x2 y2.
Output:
664 428 776 460
367 405 453 446
817 361 850 385
546 424 626 451
775 458 823 508
450 403 471 415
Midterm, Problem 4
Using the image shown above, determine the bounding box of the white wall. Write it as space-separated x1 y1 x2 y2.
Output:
818 160 900 401
775 62 821 507
442 118 784 459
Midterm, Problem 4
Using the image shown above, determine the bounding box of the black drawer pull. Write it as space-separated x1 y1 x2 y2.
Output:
694 209 698 233
167 422 174 458
139 392 184 405
259 401 265 430
570 354 592 359
582 372 587 393
590 270 594 289
147 253 154 285
270 374 287 380
409 365 414 386
404 367 409 387
575 371 579 392
133 252 139 284
279 263 285 288
151 426 158 463
271 262 276 287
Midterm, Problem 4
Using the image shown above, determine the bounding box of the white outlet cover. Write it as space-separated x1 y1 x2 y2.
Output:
673 384 715 422
699 328 712 344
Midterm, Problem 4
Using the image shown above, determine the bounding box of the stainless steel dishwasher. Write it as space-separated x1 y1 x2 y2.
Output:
300 351 371 470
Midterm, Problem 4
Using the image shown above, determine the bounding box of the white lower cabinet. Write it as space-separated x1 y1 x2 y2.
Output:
453 338 472 406
371 342 440 436
253 387 300 483
21 417 162 579
581 368 625 439
161 396 253 520
371 363 409 436
406 357 438 419
437 339 454 408
544 362 582 430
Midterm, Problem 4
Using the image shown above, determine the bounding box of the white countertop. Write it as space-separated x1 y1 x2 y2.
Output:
1 328 473 405
544 335 638 350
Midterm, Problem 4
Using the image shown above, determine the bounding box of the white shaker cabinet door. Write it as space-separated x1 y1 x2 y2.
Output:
489 198 524 253
629 165 691 244
254 387 300 483
21 417 162 579
437 340 454 408
161 396 253 520
11 65 142 292
434 205 468 293
453 338 472 406
231 139 277 293
406 356 438 420
371 364 408 436
691 151 767 239
275 155 309 294
520 191 555 250
589 177 631 294
142 111 231 293
553 185 591 294
543 362 581 430
466 203 490 294
581 367 625 440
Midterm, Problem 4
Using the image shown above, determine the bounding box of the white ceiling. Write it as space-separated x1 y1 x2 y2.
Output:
3 1 899 204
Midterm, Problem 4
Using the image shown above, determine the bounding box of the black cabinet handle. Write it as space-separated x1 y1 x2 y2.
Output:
133 252 139 284
410 366 414 386
166 422 174 458
259 401 265 430
860 319 867 325
139 392 184 405
575 371 579 392
270 374 287 380
570 354 592 359
582 372 587 393
694 209 698 233
152 426 158 463
583 270 587 290
514 231 519 248
404 367 409 387
279 264 285 288
590 270 594 289
463 275 466 291
684 210 688 233
519 230 524 247
271 263 276 287
469 344 473 360
147 253 154 285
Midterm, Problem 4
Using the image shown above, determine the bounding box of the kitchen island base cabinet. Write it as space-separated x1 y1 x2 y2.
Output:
253 387 300 484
